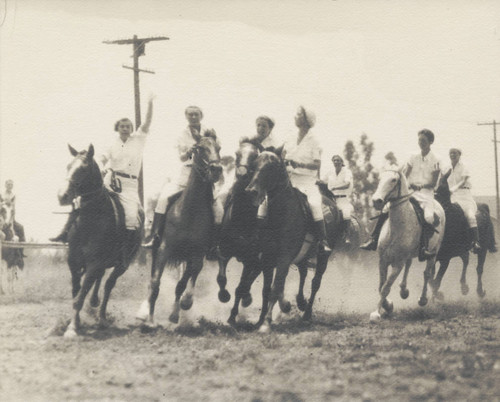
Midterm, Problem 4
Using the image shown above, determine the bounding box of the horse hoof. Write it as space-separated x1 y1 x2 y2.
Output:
434 291 444 301
180 296 193 310
89 298 100 308
241 294 252 308
169 312 179 324
296 295 307 312
382 299 394 314
461 284 470 295
400 288 409 300
477 289 486 299
63 328 78 339
135 300 150 322
418 297 428 307
258 323 270 334
279 300 291 314
227 316 236 327
369 311 381 322
218 289 231 303
303 308 312 322
98 319 110 330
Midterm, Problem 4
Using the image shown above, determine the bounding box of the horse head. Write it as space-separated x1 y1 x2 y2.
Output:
245 151 287 206
435 169 452 207
372 168 409 210
192 135 222 184
58 144 102 206
235 139 262 178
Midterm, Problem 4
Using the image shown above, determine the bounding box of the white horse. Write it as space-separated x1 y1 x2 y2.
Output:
369 169 445 322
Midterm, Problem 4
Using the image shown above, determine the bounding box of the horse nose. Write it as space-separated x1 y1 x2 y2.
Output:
372 198 384 211
211 165 222 181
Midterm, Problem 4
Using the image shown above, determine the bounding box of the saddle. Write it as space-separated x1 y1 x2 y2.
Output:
107 191 127 235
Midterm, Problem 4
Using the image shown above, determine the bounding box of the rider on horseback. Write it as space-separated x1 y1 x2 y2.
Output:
445 148 483 253
322 155 354 243
50 96 154 242
257 106 331 252
143 106 221 249
361 129 441 260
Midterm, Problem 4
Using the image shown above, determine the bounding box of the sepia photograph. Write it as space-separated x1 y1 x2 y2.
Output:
1 0 499 400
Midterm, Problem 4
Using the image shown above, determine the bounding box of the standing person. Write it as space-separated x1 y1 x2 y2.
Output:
446 148 481 252
0 180 26 243
143 106 220 249
50 95 154 242
325 155 354 222
258 106 330 251
361 129 441 259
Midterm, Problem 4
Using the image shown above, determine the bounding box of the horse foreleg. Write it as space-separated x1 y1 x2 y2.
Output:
217 255 231 303
180 255 204 311
303 250 330 321
7 266 16 294
228 257 260 325
296 261 308 312
169 261 193 324
89 271 105 308
98 264 127 328
372 261 402 321
460 252 470 295
65 267 100 338
399 258 412 299
431 259 450 301
273 259 292 315
137 247 168 326
255 262 274 332
476 250 487 298
418 259 435 307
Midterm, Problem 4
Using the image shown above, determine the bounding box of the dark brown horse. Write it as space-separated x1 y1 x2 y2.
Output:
58 144 141 338
246 151 342 332
216 140 263 325
432 171 496 299
138 135 222 326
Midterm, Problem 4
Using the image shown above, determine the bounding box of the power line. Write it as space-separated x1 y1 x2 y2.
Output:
477 120 500 220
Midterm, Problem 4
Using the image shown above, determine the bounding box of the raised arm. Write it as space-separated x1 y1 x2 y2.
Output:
140 95 155 134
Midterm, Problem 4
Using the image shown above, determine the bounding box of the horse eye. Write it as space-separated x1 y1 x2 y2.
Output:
391 178 397 183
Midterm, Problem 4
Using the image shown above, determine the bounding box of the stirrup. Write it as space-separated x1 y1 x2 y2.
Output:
49 233 68 243
319 240 332 253
360 238 377 251
472 242 481 254
142 235 159 249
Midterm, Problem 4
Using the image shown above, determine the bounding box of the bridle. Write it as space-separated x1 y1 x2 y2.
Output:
380 170 413 209
66 156 104 206
191 144 221 183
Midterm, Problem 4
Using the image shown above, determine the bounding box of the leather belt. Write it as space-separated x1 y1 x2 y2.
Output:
334 195 347 198
115 172 138 180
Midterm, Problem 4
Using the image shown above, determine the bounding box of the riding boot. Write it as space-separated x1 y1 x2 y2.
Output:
142 213 165 249
360 212 388 251
419 225 435 261
49 210 77 243
314 220 332 252
470 227 481 254
206 223 222 261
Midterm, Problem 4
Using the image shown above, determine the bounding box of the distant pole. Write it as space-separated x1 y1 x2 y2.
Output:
478 120 500 220
103 35 169 205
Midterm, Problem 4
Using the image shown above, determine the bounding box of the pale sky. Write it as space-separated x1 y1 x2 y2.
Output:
1 0 500 240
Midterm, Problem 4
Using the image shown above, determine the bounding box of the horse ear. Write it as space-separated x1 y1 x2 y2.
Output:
88 144 95 159
68 144 78 156
274 145 285 160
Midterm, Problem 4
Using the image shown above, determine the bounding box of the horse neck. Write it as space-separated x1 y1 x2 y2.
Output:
181 164 213 214
78 162 106 208
386 175 414 227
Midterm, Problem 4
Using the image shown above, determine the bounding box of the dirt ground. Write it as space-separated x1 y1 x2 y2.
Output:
0 249 499 401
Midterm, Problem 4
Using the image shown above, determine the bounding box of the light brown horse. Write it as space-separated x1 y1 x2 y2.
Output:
137 135 222 326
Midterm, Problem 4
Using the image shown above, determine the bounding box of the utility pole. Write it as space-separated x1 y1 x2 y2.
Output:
478 120 500 221
103 35 169 205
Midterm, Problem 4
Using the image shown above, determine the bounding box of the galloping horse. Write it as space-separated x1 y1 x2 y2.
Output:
0 205 24 295
369 169 445 322
216 140 263 325
58 144 141 337
432 171 496 299
138 135 222 326
246 151 343 332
